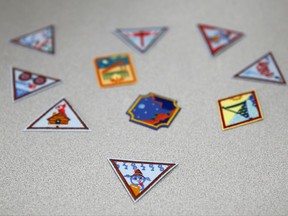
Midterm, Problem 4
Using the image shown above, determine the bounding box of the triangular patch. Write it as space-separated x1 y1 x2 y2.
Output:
25 98 90 131
108 158 177 202
198 24 243 56
114 27 168 53
11 25 55 54
234 52 286 84
11 67 60 102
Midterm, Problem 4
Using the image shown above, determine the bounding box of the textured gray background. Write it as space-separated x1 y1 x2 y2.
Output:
0 0 288 215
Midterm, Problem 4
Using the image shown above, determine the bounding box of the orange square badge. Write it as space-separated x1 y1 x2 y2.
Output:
94 53 137 87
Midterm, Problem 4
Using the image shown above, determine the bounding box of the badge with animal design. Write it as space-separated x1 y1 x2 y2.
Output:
234 52 286 84
11 25 55 54
218 90 263 130
24 98 90 131
127 93 181 130
198 24 243 56
108 158 177 203
94 53 137 88
11 67 60 102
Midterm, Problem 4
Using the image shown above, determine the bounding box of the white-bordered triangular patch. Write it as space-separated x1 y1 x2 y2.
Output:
114 27 168 53
108 158 177 203
198 24 243 56
11 25 55 54
24 98 90 131
11 67 61 102
234 52 286 84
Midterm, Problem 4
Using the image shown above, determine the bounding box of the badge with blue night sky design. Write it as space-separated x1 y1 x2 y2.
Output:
94 53 137 88
127 93 181 130
218 91 263 130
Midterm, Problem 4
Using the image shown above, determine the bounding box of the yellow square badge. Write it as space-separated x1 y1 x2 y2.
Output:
218 90 263 130
94 53 137 88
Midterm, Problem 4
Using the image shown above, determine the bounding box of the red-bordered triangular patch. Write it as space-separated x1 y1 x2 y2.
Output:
11 25 55 54
11 67 61 102
198 24 243 56
108 158 177 203
114 27 168 53
234 52 286 84
24 98 90 131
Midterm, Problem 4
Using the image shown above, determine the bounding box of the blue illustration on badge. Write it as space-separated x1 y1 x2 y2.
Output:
11 25 55 54
108 158 177 202
114 27 168 53
218 90 263 130
127 93 181 130
198 24 243 56
12 67 60 102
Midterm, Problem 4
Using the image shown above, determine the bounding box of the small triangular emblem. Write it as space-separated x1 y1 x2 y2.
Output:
11 25 55 54
108 158 177 202
198 24 243 56
234 52 286 84
25 98 90 131
114 27 168 53
11 67 60 102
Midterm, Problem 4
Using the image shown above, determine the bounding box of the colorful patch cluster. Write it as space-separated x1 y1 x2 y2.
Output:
7 22 287 204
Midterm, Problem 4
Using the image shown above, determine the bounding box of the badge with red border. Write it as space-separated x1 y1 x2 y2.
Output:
218 90 263 130
198 24 243 56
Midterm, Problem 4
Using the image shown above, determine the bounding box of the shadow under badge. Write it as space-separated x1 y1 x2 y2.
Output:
218 90 263 130
108 158 177 203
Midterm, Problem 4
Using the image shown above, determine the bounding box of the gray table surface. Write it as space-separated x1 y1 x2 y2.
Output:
0 0 288 215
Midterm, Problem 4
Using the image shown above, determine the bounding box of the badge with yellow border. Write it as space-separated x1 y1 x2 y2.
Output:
218 90 263 130
94 53 137 87
127 93 180 130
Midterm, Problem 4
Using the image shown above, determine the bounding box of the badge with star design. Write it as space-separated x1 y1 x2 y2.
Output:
127 93 181 130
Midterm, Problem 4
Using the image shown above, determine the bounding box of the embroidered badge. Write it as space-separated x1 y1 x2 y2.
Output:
11 25 55 54
218 91 263 130
198 24 243 56
108 158 177 203
234 52 286 84
127 93 180 130
11 67 60 102
114 26 168 53
24 98 90 131
94 53 137 87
